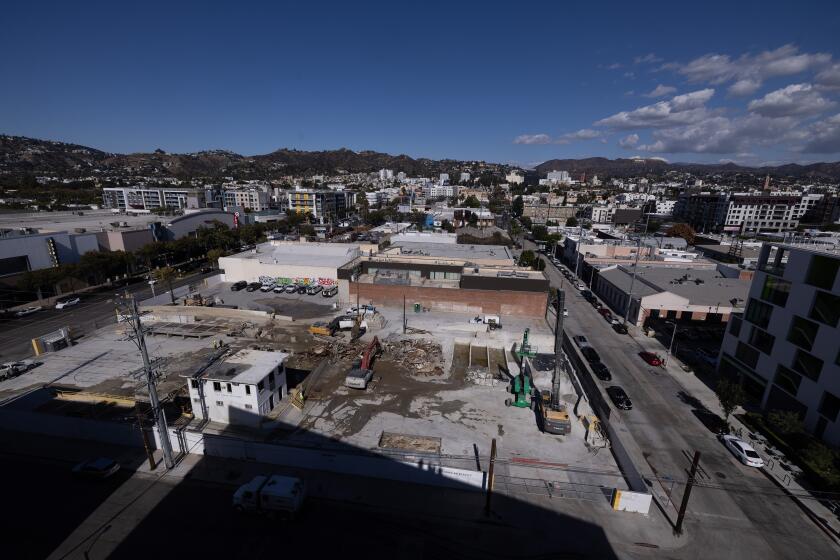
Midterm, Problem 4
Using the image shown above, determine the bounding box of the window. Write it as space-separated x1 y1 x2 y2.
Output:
244 404 253 410
269 371 275 382
735 341 760 369
787 315 819 351
809 290 840 328
744 298 773 329
748 327 775 354
257 381 265 392
819 392 840 422
774 365 802 395
805 254 839 290
791 349 823 382
760 276 791 307
226 383 232 393
215 400 224 406
190 379 199 389
246 385 251 395
213 382 221 392
729 315 743 337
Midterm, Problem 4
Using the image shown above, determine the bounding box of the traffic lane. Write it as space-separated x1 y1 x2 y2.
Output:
559 274 837 556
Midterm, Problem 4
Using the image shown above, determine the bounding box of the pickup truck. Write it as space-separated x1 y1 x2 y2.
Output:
233 475 306 519
0 360 35 380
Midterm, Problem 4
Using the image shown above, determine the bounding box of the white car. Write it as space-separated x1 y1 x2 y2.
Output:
575 283 586 291
346 305 376 316
721 434 764 467
563 308 569 317
15 306 42 317
55 297 80 309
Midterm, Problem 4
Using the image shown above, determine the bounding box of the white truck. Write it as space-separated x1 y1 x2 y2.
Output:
232 475 306 518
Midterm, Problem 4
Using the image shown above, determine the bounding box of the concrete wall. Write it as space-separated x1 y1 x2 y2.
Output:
97 229 155 252
350 283 547 317
218 257 338 287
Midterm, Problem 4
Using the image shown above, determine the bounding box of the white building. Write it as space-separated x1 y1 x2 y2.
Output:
723 193 823 234
439 173 450 185
186 349 288 427
587 206 615 224
102 186 197 210
546 170 571 184
223 189 270 211
506 171 524 185
719 243 840 445
425 184 458 199
379 169 394 181
459 172 471 183
655 200 676 215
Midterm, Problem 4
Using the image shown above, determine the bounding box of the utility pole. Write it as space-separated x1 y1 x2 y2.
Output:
675 450 701 535
402 295 406 334
484 438 497 515
622 215 651 327
125 296 175 469
668 320 678 357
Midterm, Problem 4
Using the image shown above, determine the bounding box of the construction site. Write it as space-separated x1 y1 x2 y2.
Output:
0 281 628 502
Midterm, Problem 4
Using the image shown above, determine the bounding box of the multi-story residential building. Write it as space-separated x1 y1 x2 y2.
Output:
587 206 615 224
673 192 730 233
222 188 270 211
719 243 840 445
459 172 471 183
506 171 524 185
287 188 348 220
655 200 676 215
102 186 202 211
546 170 571 184
425 184 458 199
723 194 822 234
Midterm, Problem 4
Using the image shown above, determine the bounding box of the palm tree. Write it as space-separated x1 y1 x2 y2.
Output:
153 267 178 304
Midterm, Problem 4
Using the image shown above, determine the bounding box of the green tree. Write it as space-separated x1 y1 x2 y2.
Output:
767 410 804 435
440 219 456 233
463 195 481 208
511 195 524 218
566 216 579 228
154 266 178 304
467 213 478 227
519 216 533 230
518 250 536 268
715 377 746 425
207 248 225 268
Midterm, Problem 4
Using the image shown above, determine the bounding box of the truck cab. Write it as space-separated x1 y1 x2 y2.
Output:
233 475 306 518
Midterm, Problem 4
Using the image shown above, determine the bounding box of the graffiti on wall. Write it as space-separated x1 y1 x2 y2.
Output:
258 275 336 286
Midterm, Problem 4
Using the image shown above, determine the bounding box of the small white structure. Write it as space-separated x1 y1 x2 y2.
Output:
186 349 288 427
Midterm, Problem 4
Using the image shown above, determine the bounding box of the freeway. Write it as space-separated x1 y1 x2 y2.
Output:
530 241 838 559
0 271 215 363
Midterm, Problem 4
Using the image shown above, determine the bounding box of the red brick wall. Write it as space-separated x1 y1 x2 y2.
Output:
349 283 547 317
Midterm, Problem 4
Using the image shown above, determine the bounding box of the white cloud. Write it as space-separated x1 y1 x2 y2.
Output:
644 84 677 98
799 114 840 153
595 88 716 129
554 129 603 144
619 134 639 148
634 53 662 64
513 134 551 145
636 114 798 154
605 62 622 70
747 83 835 117
669 44 832 94
816 64 840 89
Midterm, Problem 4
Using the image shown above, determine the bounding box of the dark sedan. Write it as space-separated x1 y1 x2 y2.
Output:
591 362 612 381
606 386 633 410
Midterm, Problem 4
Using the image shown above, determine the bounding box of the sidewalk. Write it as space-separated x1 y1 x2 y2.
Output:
627 326 840 543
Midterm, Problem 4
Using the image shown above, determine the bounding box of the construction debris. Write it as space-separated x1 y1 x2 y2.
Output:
381 338 445 376
465 366 503 387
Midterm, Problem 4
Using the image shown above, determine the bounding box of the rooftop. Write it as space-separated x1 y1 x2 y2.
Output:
386 241 514 264
599 265 750 307
0 210 160 234
200 349 288 384
225 241 361 268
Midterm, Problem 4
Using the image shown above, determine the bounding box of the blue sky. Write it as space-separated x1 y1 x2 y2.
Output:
2 0 840 167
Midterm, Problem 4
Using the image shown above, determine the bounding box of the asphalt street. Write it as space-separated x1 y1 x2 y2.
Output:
530 241 838 559
0 271 215 363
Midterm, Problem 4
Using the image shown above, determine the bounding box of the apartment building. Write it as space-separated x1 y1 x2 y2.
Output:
673 192 730 233
287 189 348 219
723 194 822 234
222 188 270 211
546 170 571 184
719 243 840 445
102 186 201 210
425 184 458 199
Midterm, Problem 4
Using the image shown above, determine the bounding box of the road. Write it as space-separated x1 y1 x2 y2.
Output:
0 271 215 363
528 239 838 559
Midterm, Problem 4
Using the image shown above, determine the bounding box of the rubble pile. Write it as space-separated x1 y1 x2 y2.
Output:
382 338 445 376
465 366 503 387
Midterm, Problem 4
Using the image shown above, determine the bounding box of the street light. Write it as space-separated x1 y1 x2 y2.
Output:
666 320 678 363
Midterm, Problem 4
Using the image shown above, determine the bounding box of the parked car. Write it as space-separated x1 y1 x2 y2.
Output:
598 308 614 321
55 297 80 310
245 282 262 292
562 308 569 317
322 287 338 298
230 281 248 291
72 457 121 479
273 285 286 293
233 475 306 519
639 351 663 366
346 304 376 316
285 284 299 294
0 361 33 380
612 323 629 335
14 306 42 317
306 285 323 295
720 434 764 467
572 335 590 348
606 386 633 410
591 362 612 381
260 283 275 292
581 346 601 364
575 282 586 291
296 285 308 294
